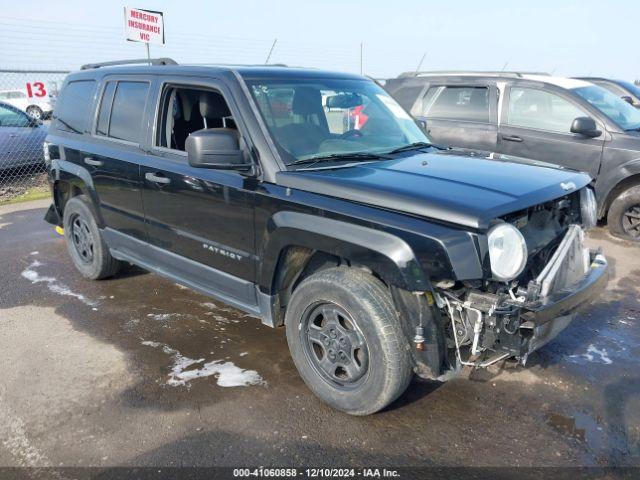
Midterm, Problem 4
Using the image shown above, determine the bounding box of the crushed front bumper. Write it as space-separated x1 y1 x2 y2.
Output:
443 225 608 367
520 250 608 354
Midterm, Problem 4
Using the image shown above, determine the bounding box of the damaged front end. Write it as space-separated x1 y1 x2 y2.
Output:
437 190 608 368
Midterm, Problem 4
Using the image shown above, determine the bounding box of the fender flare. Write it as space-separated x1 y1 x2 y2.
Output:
50 159 104 226
259 211 430 293
596 156 640 217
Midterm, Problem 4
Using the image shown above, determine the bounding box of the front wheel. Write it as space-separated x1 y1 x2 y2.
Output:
608 185 640 242
285 267 413 415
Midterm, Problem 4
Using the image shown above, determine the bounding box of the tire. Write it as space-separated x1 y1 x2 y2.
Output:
62 196 121 280
607 185 640 242
26 105 43 120
285 267 413 415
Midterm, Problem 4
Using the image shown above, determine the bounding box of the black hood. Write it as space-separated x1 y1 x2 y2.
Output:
276 150 592 230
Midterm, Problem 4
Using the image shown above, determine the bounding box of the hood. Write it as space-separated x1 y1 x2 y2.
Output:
276 150 592 230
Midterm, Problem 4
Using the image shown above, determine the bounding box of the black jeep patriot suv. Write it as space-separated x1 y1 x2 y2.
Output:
44 59 608 415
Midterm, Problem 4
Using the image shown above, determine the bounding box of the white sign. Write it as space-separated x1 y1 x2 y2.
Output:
124 7 164 45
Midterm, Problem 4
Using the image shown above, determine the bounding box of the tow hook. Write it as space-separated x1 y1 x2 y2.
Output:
55 226 64 236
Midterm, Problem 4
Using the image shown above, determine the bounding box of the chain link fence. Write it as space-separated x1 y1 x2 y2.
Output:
0 69 68 203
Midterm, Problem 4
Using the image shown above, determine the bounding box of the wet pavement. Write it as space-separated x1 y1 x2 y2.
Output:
0 200 639 468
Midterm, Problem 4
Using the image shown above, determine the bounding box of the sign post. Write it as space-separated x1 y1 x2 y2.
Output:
123 7 165 62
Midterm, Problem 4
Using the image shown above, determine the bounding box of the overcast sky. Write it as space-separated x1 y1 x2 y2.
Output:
0 0 637 80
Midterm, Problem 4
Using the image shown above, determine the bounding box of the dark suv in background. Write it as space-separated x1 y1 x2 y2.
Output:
385 72 640 241
43 60 606 414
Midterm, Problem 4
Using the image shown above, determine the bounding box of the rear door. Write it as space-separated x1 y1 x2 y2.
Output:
412 82 498 152
138 77 258 308
497 85 605 177
84 76 151 240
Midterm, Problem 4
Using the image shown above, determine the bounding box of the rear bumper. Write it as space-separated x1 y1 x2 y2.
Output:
521 250 608 354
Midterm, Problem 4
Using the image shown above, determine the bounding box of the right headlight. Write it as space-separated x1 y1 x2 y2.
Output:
580 187 597 230
487 223 528 282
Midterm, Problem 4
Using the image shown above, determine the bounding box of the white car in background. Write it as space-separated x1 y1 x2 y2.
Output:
0 89 54 120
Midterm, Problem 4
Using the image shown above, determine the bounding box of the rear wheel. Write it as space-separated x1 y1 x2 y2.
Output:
63 196 121 279
285 267 413 415
608 185 640 242
26 105 43 120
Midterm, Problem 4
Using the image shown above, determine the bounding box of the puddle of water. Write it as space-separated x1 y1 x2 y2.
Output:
21 260 97 307
141 340 264 388
546 411 632 463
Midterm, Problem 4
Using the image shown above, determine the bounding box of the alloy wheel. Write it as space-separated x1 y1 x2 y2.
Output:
622 205 640 239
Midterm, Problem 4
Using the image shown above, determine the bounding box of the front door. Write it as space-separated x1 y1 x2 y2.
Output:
140 80 257 307
497 85 605 177
413 84 499 152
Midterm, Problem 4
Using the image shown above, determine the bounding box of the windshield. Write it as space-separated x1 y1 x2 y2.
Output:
246 77 429 166
572 85 640 131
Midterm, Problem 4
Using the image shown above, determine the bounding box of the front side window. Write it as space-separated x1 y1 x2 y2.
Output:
54 80 96 134
507 87 585 133
572 85 640 131
155 85 236 152
246 78 427 165
108 81 149 143
0 103 30 127
419 86 490 122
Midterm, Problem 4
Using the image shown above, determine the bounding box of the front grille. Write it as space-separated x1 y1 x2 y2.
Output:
534 225 590 298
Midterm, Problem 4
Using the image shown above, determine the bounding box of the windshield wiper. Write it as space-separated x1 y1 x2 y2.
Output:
288 152 386 168
386 142 435 154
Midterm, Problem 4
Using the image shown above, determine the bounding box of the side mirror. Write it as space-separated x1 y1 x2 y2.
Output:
621 95 635 105
186 129 253 170
570 116 601 138
415 119 428 133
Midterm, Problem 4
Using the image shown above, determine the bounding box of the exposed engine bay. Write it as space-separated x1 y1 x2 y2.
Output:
433 190 607 368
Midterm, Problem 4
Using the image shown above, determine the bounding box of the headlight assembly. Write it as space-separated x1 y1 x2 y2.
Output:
487 223 528 282
580 187 597 230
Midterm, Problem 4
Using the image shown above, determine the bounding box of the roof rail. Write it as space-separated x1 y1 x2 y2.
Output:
398 70 550 78
80 58 178 70
185 62 290 68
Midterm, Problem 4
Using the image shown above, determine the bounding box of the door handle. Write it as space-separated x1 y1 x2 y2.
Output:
501 135 523 143
84 157 103 167
145 172 171 184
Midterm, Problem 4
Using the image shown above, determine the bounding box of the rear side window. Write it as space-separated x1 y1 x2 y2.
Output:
96 82 116 136
419 86 490 122
55 80 96 134
387 85 425 112
95 81 149 143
